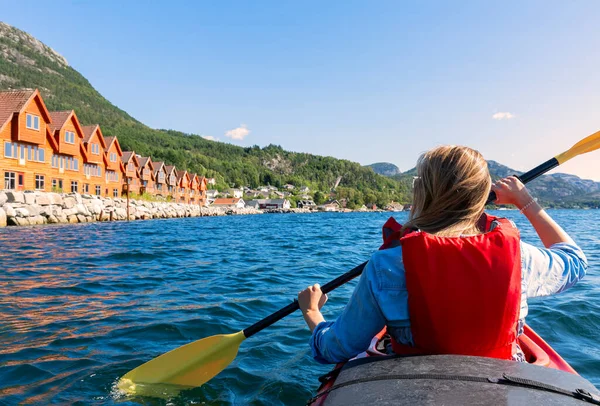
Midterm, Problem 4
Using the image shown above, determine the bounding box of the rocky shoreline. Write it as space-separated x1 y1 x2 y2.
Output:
0 190 278 228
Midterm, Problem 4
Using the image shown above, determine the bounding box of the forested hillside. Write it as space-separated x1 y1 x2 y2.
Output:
0 22 411 206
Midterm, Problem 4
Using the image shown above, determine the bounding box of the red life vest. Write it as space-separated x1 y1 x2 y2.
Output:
379 214 522 360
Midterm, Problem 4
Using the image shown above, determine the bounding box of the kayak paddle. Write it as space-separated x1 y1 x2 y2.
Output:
117 261 368 395
118 129 600 396
487 129 600 203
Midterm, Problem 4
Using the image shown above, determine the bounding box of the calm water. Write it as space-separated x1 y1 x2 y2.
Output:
0 211 599 405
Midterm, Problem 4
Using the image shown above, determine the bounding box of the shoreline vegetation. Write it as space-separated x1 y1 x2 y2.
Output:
1 190 596 230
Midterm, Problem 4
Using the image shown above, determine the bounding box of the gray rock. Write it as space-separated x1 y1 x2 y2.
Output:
15 207 29 217
24 192 37 205
36 194 51 205
5 191 24 204
3 204 16 218
26 205 40 216
63 197 76 209
63 208 78 216
76 214 87 223
49 193 63 205
0 191 7 206
75 203 90 216
47 214 59 224
14 216 30 226
0 207 6 227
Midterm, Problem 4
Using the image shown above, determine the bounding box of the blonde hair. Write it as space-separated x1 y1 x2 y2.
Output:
405 145 491 236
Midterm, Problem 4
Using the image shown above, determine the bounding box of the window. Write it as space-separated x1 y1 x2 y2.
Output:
27 145 32 160
52 179 64 192
20 144 25 160
159 172 165 182
95 185 101 195
4 142 11 158
84 184 89 194
127 162 135 172
113 188 118 197
65 131 75 144
4 172 15 190
35 175 44 190
110 152 117 162
91 143 100 155
71 181 78 193
26 114 40 130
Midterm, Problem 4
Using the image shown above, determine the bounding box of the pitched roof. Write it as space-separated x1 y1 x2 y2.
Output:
48 111 73 132
122 151 135 164
0 89 37 130
153 161 165 175
138 156 151 168
81 125 99 143
176 170 188 182
165 165 176 175
213 198 242 205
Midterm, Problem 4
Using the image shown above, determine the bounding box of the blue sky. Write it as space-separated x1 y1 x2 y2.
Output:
2 1 599 180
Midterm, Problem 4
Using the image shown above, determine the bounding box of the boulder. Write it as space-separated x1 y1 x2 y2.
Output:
5 191 24 204
0 191 7 206
3 204 16 218
63 208 78 216
36 194 51 205
15 207 30 217
14 217 30 226
63 197 76 209
0 207 6 227
49 193 63 205
47 215 59 224
24 192 37 205
75 204 90 216
76 214 87 223
67 215 79 224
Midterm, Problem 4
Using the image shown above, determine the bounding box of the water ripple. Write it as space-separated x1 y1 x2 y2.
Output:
0 211 598 405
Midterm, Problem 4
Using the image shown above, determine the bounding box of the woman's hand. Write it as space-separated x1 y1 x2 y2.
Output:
491 176 533 209
298 284 328 332
298 283 328 314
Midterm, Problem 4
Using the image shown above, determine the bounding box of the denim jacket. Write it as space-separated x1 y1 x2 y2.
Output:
309 241 588 364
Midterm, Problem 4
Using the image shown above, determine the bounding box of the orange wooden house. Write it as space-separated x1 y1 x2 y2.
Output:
0 89 55 192
189 173 199 205
164 165 178 199
137 156 156 195
176 170 190 204
197 176 208 206
81 125 109 196
121 151 141 195
153 161 168 198
103 136 124 198
48 110 86 193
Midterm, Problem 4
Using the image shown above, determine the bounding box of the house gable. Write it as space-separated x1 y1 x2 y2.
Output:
49 110 85 157
82 125 107 164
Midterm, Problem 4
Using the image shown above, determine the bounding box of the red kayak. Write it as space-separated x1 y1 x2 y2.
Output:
310 325 600 405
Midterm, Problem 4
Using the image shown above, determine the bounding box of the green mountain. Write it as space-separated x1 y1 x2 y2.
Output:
387 160 600 208
366 162 401 177
0 22 410 207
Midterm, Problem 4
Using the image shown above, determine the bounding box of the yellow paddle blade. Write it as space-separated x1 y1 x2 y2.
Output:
555 129 600 164
118 330 246 396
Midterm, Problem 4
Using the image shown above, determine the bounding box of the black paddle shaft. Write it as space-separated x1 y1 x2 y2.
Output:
243 156 560 339
242 261 368 338
486 157 559 204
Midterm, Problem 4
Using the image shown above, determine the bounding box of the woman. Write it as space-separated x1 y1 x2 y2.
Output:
298 146 588 363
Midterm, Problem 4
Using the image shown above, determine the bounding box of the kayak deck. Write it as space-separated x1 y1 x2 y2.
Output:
311 325 599 405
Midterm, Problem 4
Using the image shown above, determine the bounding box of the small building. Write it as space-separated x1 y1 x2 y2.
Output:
121 151 141 195
176 170 191 204
0 89 54 192
206 189 220 199
299 186 310 193
297 200 316 209
318 200 340 212
189 173 199 205
247 199 291 210
206 178 216 185
48 110 86 194
153 161 168 198
137 156 156 195
227 188 243 198
164 165 178 199
197 176 208 206
283 184 295 190
212 198 245 209
103 136 123 198
81 124 107 196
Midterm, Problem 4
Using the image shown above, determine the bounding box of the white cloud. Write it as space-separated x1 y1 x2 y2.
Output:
492 112 515 120
225 124 250 140
202 135 217 141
